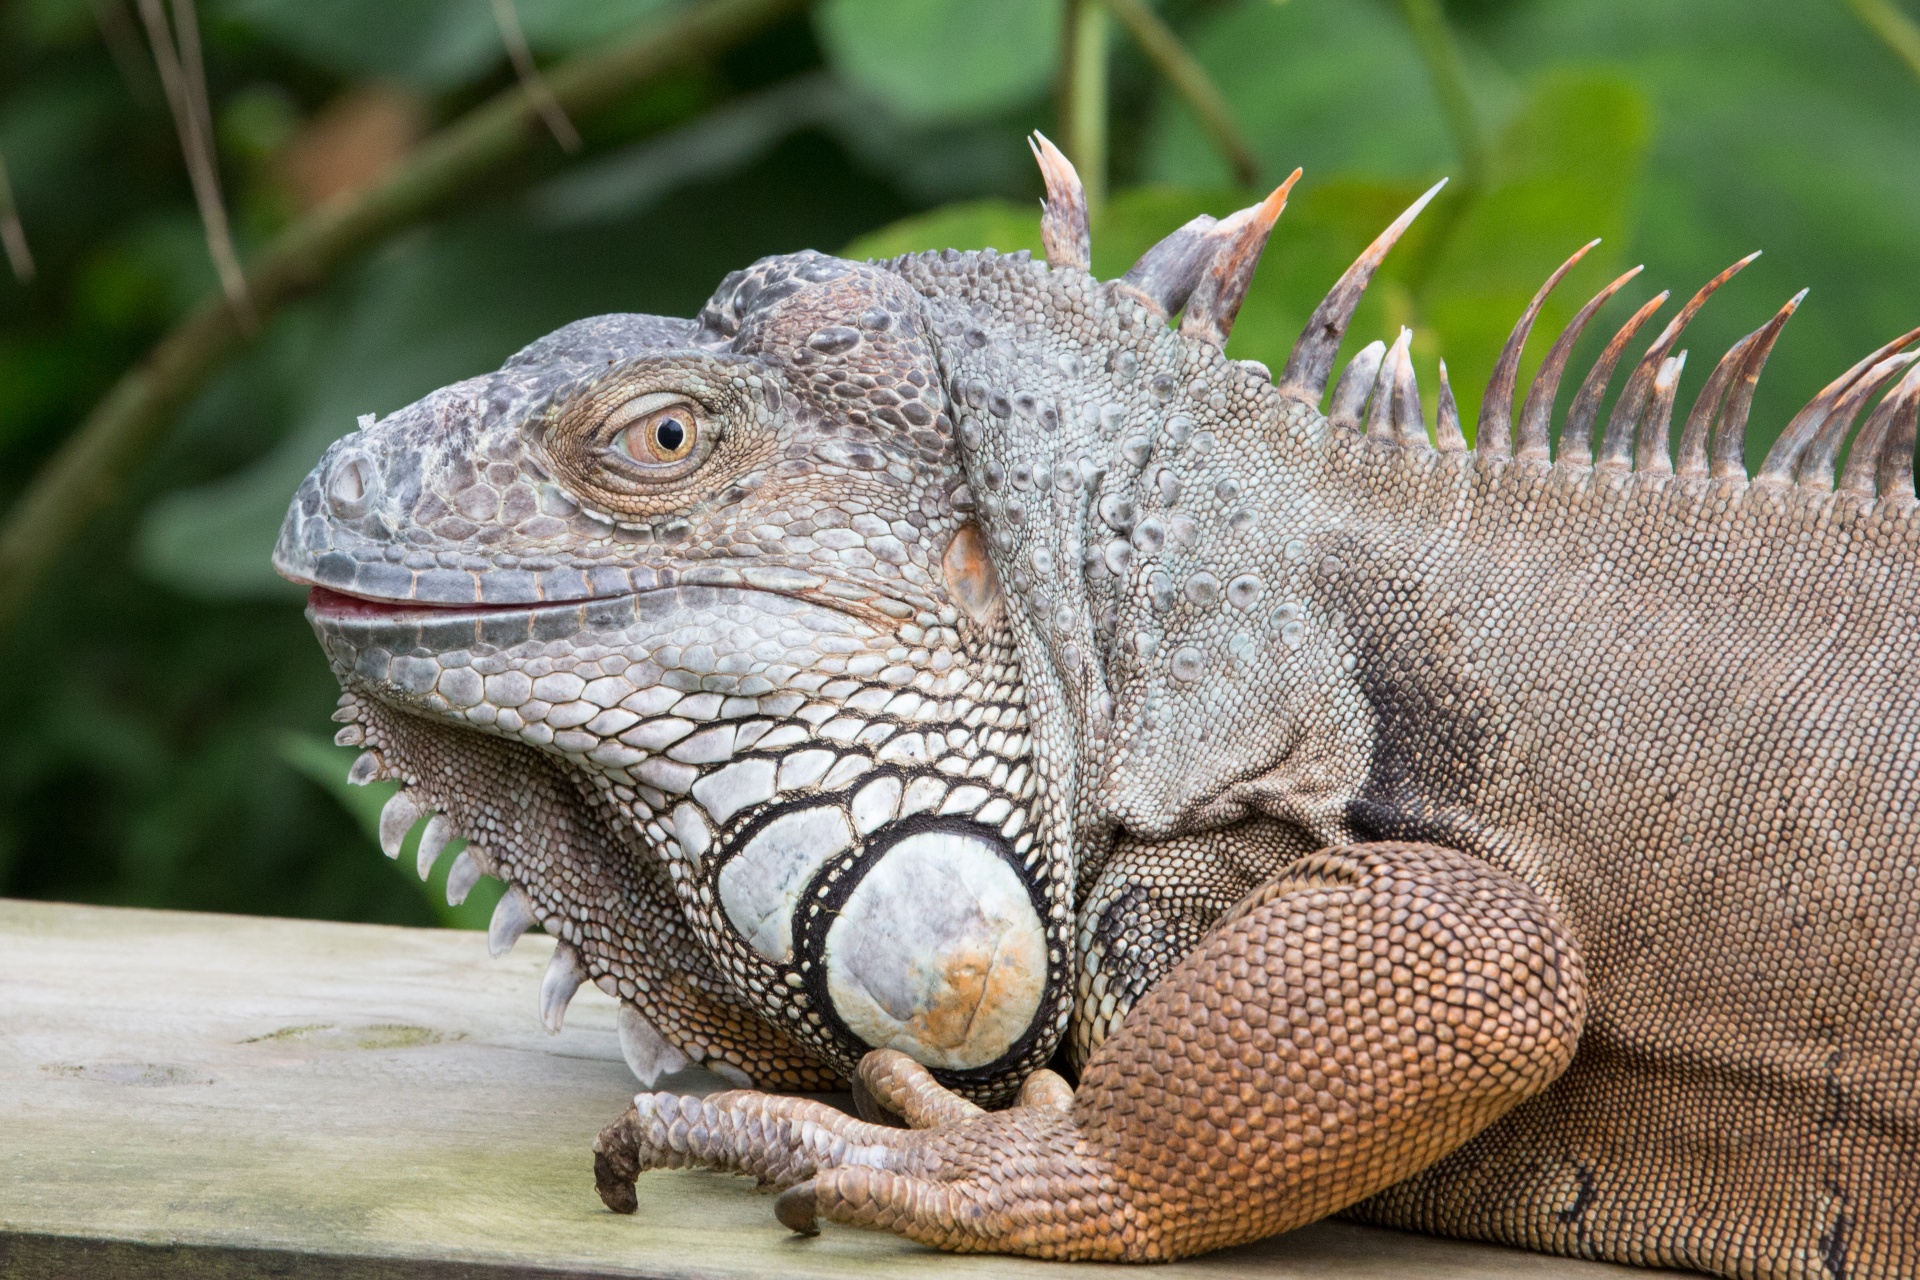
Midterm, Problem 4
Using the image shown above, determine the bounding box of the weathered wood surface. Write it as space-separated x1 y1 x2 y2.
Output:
0 898 1662 1279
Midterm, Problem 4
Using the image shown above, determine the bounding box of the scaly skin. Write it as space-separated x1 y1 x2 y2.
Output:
277 140 1920 1276
598 845 1583 1260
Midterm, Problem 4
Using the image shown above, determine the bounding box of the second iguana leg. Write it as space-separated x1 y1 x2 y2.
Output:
595 842 1586 1261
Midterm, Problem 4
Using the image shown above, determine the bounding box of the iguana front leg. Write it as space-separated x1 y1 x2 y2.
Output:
595 842 1585 1261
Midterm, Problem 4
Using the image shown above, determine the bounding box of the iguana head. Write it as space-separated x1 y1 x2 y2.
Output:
274 137 1437 1091
273 228 1079 1094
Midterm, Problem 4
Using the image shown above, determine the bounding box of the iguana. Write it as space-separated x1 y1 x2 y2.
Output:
274 135 1920 1276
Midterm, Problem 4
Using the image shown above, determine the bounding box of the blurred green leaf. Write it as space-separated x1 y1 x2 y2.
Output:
842 64 1651 439
1142 0 1486 187
73 241 179 333
516 0 683 50
0 68 125 206
114 213 225 319
277 731 501 928
13 0 98 48
815 0 1061 125
220 83 302 166
839 178 1437 392
530 73 842 227
1415 70 1650 435
219 0 682 91
219 0 505 90
0 336 101 452
1485 0 1920 454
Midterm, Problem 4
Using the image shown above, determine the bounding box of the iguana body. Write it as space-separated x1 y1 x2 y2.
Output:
275 138 1919 1276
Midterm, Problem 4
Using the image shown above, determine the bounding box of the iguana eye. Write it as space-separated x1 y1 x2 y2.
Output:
608 396 701 468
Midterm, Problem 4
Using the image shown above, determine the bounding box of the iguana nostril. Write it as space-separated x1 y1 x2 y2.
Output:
326 453 377 518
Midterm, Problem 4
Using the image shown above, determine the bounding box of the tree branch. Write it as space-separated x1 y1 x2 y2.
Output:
1104 0 1257 187
493 0 583 153
0 153 33 283
0 0 804 629
136 0 253 326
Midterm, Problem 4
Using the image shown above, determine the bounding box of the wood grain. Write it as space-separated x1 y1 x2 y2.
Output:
0 899 1655 1278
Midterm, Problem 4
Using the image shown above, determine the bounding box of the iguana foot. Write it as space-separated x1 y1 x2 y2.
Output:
594 1088 892 1207
594 1051 1131 1256
591 1049 1076 1208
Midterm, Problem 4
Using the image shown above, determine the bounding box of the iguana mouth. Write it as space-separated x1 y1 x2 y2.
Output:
304 584 562 621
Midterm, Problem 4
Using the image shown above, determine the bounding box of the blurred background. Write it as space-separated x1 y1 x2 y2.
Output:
2 0 1917 928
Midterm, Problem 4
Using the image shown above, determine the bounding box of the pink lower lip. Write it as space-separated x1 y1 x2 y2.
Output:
304 585 547 620
306 586 425 619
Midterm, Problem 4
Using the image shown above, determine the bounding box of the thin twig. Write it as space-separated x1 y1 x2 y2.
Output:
1393 0 1487 188
493 0 583 153
135 0 254 328
1104 0 1257 186
1841 0 1920 81
1059 0 1108 217
0 154 35 283
90 0 162 107
0 0 804 630
170 0 219 181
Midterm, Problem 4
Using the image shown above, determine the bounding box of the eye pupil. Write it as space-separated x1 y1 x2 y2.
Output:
607 400 700 469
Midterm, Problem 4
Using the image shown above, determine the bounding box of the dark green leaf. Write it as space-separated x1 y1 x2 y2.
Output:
219 0 504 90
842 197 1046 261
1416 71 1651 435
1485 0 1920 455
815 0 1061 125
1141 0 1462 187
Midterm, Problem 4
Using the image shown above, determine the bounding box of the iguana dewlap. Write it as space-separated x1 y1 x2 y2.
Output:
274 136 1920 1276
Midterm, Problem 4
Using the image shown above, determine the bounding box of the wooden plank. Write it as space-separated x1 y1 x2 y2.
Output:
0 899 1661 1278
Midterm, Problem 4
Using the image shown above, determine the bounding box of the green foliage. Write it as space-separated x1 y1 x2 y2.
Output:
1139 0 1920 452
3 0 1918 927
1414 71 1651 433
815 0 1061 124
844 198 1047 262
221 0 686 90
848 68 1652 439
1143 0 1466 186
1487 0 1920 440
